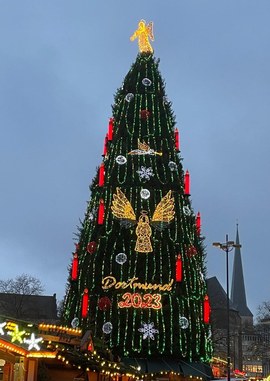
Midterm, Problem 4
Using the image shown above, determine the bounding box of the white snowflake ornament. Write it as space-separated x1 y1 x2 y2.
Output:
138 322 158 340
137 166 154 181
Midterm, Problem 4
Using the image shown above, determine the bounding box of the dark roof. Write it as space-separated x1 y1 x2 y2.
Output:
230 226 253 318
206 276 237 311
0 293 57 321
121 358 213 379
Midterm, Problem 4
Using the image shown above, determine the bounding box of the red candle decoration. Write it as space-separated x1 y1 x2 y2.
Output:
98 199 105 225
108 118 114 141
196 212 201 235
184 170 190 195
98 162 105 187
71 253 78 281
87 241 97 254
203 295 211 324
176 254 182 282
174 128 179 151
82 288 89 318
103 134 108 156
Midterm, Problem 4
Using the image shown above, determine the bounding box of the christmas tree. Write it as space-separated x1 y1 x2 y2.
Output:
63 20 212 364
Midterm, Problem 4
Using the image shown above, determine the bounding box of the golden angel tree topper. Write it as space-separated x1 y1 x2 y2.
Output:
130 19 154 53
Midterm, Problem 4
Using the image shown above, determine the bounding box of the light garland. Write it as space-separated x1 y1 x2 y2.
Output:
38 323 82 336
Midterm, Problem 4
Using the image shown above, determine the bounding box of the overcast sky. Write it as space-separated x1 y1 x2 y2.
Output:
0 1 269 317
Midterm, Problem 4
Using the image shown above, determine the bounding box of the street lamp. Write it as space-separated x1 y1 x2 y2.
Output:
213 235 241 381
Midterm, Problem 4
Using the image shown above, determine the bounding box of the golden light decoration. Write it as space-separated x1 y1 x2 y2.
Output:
7 324 25 344
135 211 152 252
111 188 175 253
38 323 82 336
130 19 154 53
0 339 27 356
128 139 162 156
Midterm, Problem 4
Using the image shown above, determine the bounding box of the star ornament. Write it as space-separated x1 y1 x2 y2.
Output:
138 322 158 340
24 333 43 351
0 322 6 335
7 325 25 343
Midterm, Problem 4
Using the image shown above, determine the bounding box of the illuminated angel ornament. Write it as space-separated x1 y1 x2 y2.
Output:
130 20 154 53
128 139 162 156
0 322 6 335
136 212 152 252
24 333 42 350
138 322 158 340
7 324 25 343
111 187 175 253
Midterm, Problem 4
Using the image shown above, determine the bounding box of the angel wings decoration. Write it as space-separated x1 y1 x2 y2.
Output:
111 188 175 253
130 20 154 54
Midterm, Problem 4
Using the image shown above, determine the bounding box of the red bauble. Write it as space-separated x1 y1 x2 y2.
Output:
140 109 151 119
87 241 97 254
98 296 112 311
187 245 197 257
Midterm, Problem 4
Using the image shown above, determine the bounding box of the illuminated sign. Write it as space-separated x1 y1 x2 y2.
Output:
118 292 162 309
102 276 174 291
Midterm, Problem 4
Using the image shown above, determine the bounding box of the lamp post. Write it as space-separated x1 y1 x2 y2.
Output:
213 235 241 381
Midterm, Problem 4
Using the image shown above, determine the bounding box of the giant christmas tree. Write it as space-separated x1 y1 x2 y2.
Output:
63 20 212 365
